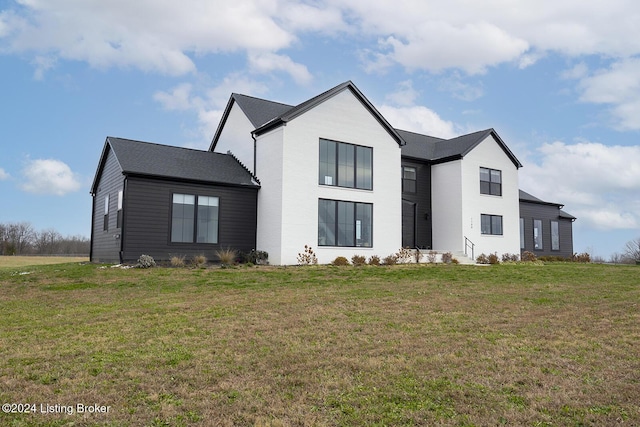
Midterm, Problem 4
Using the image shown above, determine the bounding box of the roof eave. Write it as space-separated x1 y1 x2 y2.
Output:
209 96 237 152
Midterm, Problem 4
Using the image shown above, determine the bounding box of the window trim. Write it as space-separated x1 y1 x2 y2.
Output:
170 193 220 244
318 198 373 248
481 214 503 236
480 167 502 196
319 138 373 190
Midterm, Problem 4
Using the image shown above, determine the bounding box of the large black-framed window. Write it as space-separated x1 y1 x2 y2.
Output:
171 193 219 244
318 199 372 247
480 167 502 196
402 166 417 193
103 194 109 231
533 219 543 250
551 220 559 251
116 190 123 229
481 214 503 235
319 139 372 190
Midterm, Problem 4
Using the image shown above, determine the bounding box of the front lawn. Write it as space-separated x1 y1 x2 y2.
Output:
0 262 638 426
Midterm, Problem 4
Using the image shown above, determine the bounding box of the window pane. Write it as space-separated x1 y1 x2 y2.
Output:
356 203 372 247
492 215 503 235
480 168 490 182
480 181 490 194
319 139 336 186
481 214 491 234
356 146 372 190
318 200 336 246
490 169 501 184
172 194 195 243
520 218 525 249
403 167 416 180
534 219 543 250
337 144 355 187
403 167 416 193
551 221 559 250
197 196 219 243
337 201 355 246
490 182 502 196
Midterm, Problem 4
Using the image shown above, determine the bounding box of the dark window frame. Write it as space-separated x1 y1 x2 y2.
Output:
481 214 503 235
480 167 502 196
318 198 373 248
170 193 220 244
402 166 417 193
319 138 373 190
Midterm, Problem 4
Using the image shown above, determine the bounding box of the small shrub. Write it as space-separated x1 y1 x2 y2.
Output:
573 252 591 263
238 249 269 265
476 253 489 264
368 255 381 266
395 247 413 264
297 245 318 265
451 258 460 265
351 255 366 266
170 255 186 267
441 252 453 264
521 251 537 262
136 254 156 269
193 253 209 267
332 256 349 266
215 248 236 266
426 250 437 264
502 253 519 262
414 249 424 264
382 254 398 265
488 252 500 265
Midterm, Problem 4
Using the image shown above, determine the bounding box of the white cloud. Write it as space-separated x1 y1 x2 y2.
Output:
379 104 459 139
0 167 9 180
385 80 419 106
520 140 640 231
247 52 313 85
154 75 270 148
21 159 81 196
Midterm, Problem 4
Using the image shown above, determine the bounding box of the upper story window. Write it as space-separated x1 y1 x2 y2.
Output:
319 139 372 190
103 194 109 231
480 167 502 196
402 166 417 193
117 190 123 228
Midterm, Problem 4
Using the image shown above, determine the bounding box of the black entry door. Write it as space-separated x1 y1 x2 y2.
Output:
402 200 416 248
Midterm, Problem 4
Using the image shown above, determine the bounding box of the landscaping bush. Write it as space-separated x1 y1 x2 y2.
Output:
426 250 437 264
441 252 453 264
297 245 318 265
136 254 156 268
502 253 519 262
351 255 366 266
395 247 413 264
521 251 537 262
476 253 489 264
170 255 186 267
193 253 209 267
573 252 591 263
367 255 381 266
332 256 349 266
488 252 500 265
215 248 236 266
382 254 398 265
238 249 269 265
414 249 424 263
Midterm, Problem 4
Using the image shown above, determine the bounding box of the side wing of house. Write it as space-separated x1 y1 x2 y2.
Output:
400 158 432 249
254 83 403 264
519 191 575 258
432 131 521 257
90 142 125 263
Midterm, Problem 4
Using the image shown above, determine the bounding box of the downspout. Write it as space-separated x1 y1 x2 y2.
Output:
119 176 127 263
252 131 257 176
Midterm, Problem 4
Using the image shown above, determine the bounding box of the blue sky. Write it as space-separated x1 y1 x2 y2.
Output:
1 0 639 259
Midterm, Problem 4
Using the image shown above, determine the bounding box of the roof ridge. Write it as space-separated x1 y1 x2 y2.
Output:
232 93 294 108
395 128 447 141
108 136 214 154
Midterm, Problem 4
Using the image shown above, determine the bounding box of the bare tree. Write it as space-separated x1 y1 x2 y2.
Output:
624 237 640 262
34 228 63 255
5 222 35 255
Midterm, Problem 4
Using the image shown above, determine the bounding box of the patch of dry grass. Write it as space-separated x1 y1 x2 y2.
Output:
0 263 638 426
0 256 89 268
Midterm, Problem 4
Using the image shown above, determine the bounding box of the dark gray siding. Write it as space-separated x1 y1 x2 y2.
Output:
401 159 432 249
91 146 125 263
520 201 574 258
121 177 258 262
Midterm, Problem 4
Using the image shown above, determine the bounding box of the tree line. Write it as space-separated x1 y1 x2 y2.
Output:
0 222 90 256
609 237 640 264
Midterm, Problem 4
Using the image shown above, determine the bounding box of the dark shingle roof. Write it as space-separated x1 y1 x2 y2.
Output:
92 137 259 193
231 93 293 128
519 190 576 220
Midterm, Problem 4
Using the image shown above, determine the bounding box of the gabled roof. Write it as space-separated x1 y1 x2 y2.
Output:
91 137 259 194
399 128 523 168
253 81 405 146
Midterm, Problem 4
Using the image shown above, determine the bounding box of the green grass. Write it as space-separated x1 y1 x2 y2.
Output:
0 262 638 426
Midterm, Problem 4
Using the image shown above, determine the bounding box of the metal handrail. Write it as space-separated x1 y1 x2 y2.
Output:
464 236 475 261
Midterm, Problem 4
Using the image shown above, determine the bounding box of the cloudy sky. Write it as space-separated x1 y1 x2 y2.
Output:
1 0 639 258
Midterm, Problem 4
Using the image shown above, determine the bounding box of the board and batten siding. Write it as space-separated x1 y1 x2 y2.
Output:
519 201 574 259
91 146 125 263
121 177 258 262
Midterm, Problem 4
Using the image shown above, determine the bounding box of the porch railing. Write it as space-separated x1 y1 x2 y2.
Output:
464 236 475 261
